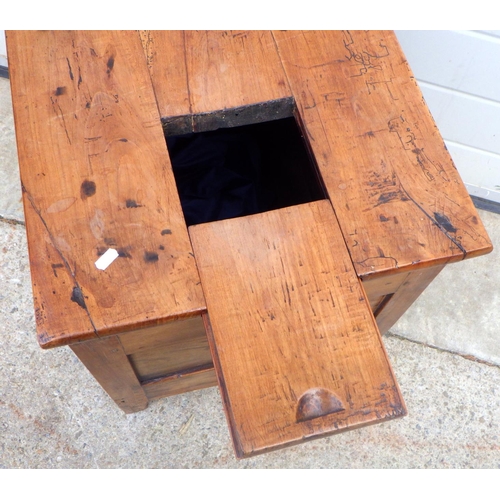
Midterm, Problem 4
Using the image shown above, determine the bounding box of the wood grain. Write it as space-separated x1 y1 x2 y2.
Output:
142 365 217 400
190 201 405 457
119 316 211 382
273 30 493 278
118 316 206 354
128 335 213 382
7 30 205 348
362 272 410 310
141 30 293 134
374 265 446 334
70 336 148 413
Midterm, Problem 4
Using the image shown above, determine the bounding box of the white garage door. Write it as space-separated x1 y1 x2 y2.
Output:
396 30 500 207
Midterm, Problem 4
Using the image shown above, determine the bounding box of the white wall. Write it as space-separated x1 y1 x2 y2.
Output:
396 30 500 204
0 30 7 67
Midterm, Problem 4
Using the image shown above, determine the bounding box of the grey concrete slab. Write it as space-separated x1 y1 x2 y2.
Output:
1 221 500 468
0 77 23 222
391 209 500 365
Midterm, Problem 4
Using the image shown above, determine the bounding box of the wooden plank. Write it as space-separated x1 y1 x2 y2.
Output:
273 30 493 278
70 336 148 413
142 366 217 400
190 200 406 457
362 272 410 310
119 317 212 382
375 265 446 334
119 316 206 354
128 335 213 382
7 30 206 349
141 30 293 134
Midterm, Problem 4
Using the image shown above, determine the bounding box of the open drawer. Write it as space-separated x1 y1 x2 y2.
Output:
190 200 406 457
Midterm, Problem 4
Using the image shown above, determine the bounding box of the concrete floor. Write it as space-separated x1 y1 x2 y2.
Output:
1 75 500 468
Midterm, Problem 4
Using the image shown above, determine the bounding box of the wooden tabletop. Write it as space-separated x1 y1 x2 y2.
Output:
6 30 492 348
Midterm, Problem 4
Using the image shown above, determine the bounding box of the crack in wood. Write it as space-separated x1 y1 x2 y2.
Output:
22 183 98 336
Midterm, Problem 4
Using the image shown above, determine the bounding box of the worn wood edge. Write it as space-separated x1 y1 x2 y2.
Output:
201 312 246 458
240 372 406 456
460 241 494 260
39 305 208 350
391 33 494 263
19 187 100 349
162 97 296 135
242 408 406 458
358 254 457 281
141 363 217 400
358 239 492 281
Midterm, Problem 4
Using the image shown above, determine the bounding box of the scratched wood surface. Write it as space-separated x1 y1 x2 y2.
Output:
273 30 493 279
7 31 205 348
140 30 294 134
190 201 406 457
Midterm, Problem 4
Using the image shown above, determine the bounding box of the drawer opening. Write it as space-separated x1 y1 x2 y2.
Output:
165 115 326 226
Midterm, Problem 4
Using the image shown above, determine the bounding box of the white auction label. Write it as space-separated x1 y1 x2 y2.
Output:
95 248 119 270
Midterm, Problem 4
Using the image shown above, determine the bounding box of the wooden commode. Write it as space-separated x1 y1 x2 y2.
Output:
7 31 493 457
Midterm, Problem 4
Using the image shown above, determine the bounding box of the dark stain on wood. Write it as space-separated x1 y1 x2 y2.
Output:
376 191 409 206
162 97 296 136
144 251 159 263
126 199 142 208
66 58 74 81
117 248 132 258
434 212 457 233
54 86 66 96
119 138 128 142
161 229 172 235
70 286 87 310
107 56 115 74
51 263 64 277
97 245 131 258
80 180 96 199
379 215 390 222
159 245 165 250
